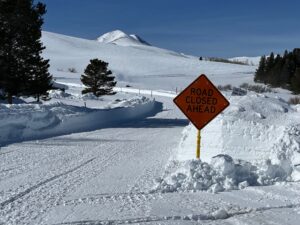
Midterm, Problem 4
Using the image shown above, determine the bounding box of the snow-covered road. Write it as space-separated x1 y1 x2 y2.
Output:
0 97 187 224
1 97 300 225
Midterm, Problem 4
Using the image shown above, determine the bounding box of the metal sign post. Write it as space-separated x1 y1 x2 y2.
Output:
196 129 201 159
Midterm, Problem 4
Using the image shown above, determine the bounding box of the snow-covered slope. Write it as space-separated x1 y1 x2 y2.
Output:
41 31 256 92
229 56 261 66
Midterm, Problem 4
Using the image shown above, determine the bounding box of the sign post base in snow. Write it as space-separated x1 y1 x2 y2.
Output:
196 129 201 159
173 74 230 159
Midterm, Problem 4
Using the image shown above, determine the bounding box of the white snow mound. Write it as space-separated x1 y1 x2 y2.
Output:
162 92 300 193
153 154 293 194
176 93 300 170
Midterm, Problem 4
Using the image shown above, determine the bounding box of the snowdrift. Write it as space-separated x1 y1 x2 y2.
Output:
0 96 162 146
154 93 300 193
177 93 300 165
153 155 295 194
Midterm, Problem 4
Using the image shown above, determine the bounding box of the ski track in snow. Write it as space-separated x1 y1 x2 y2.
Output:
0 145 123 224
0 157 96 208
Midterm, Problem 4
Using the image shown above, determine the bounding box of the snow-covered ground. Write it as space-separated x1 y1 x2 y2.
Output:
1 30 300 224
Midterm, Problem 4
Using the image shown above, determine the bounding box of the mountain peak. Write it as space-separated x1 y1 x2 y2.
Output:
97 30 150 46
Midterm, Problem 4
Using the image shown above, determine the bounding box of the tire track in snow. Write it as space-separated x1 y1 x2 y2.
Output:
1 143 128 224
53 203 300 225
0 149 15 156
61 192 162 206
0 157 96 208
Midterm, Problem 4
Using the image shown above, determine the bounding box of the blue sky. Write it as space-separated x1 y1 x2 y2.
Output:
39 0 300 57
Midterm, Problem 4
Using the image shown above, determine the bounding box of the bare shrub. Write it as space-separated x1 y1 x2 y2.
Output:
208 57 248 65
68 68 77 73
240 83 273 93
289 97 300 105
217 84 232 91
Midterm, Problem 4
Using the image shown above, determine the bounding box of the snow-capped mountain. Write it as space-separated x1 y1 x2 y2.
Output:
97 30 150 46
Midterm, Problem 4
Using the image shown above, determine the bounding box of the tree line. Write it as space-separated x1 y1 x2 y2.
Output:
254 48 300 93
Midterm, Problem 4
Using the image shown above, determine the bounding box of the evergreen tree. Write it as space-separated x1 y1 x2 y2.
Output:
267 52 275 70
291 67 300 93
0 0 52 104
23 1 52 102
0 0 22 104
254 49 300 93
294 48 300 64
254 55 266 82
27 56 52 102
81 59 117 97
271 54 283 86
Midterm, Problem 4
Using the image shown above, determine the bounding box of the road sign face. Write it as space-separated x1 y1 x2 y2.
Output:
173 74 229 130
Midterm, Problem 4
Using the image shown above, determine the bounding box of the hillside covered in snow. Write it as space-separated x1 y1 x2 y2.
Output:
41 30 256 92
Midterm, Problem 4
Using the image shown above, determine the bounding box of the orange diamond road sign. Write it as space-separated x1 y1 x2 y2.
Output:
174 74 230 130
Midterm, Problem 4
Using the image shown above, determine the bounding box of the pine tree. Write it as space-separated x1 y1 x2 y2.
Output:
0 0 22 104
23 2 52 102
27 56 52 102
81 59 117 97
291 67 300 93
266 52 275 72
0 0 52 104
254 55 266 82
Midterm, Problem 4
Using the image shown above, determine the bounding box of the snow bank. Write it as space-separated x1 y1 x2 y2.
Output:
52 81 69 91
48 89 72 99
153 154 293 193
176 94 300 165
156 93 300 193
0 96 162 146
